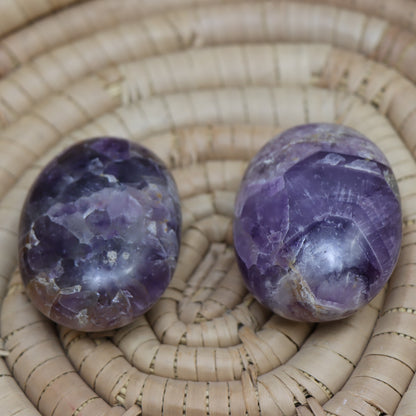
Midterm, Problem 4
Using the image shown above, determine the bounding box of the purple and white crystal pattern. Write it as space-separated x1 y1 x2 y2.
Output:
234 123 402 321
19 138 181 331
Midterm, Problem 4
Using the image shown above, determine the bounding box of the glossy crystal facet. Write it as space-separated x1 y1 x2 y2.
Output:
19 138 181 331
233 123 402 321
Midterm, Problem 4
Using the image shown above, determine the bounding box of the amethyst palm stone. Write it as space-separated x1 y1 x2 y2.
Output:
234 123 402 322
19 138 181 331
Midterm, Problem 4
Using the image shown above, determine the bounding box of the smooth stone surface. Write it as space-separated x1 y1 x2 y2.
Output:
19 138 181 331
233 123 402 322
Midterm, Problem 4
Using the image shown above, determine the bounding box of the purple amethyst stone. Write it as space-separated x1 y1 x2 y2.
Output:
234 123 402 322
19 138 181 331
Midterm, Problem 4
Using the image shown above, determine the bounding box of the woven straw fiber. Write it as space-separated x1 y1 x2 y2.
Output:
2 0 416 415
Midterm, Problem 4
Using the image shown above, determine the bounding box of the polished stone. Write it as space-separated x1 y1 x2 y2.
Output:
19 138 181 331
233 123 402 321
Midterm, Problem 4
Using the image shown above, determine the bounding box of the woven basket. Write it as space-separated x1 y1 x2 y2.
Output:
1 1 416 415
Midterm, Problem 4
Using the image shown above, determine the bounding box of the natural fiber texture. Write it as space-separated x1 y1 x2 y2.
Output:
1 1 416 415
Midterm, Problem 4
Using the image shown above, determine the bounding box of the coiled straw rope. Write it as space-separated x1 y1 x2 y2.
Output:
1 1 416 415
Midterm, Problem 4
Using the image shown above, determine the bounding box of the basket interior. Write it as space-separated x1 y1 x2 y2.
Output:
1 1 416 415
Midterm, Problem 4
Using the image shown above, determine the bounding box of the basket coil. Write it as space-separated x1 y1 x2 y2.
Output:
1 1 416 415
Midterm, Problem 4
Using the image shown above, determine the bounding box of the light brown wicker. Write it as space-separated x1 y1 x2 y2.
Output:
1 1 416 415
